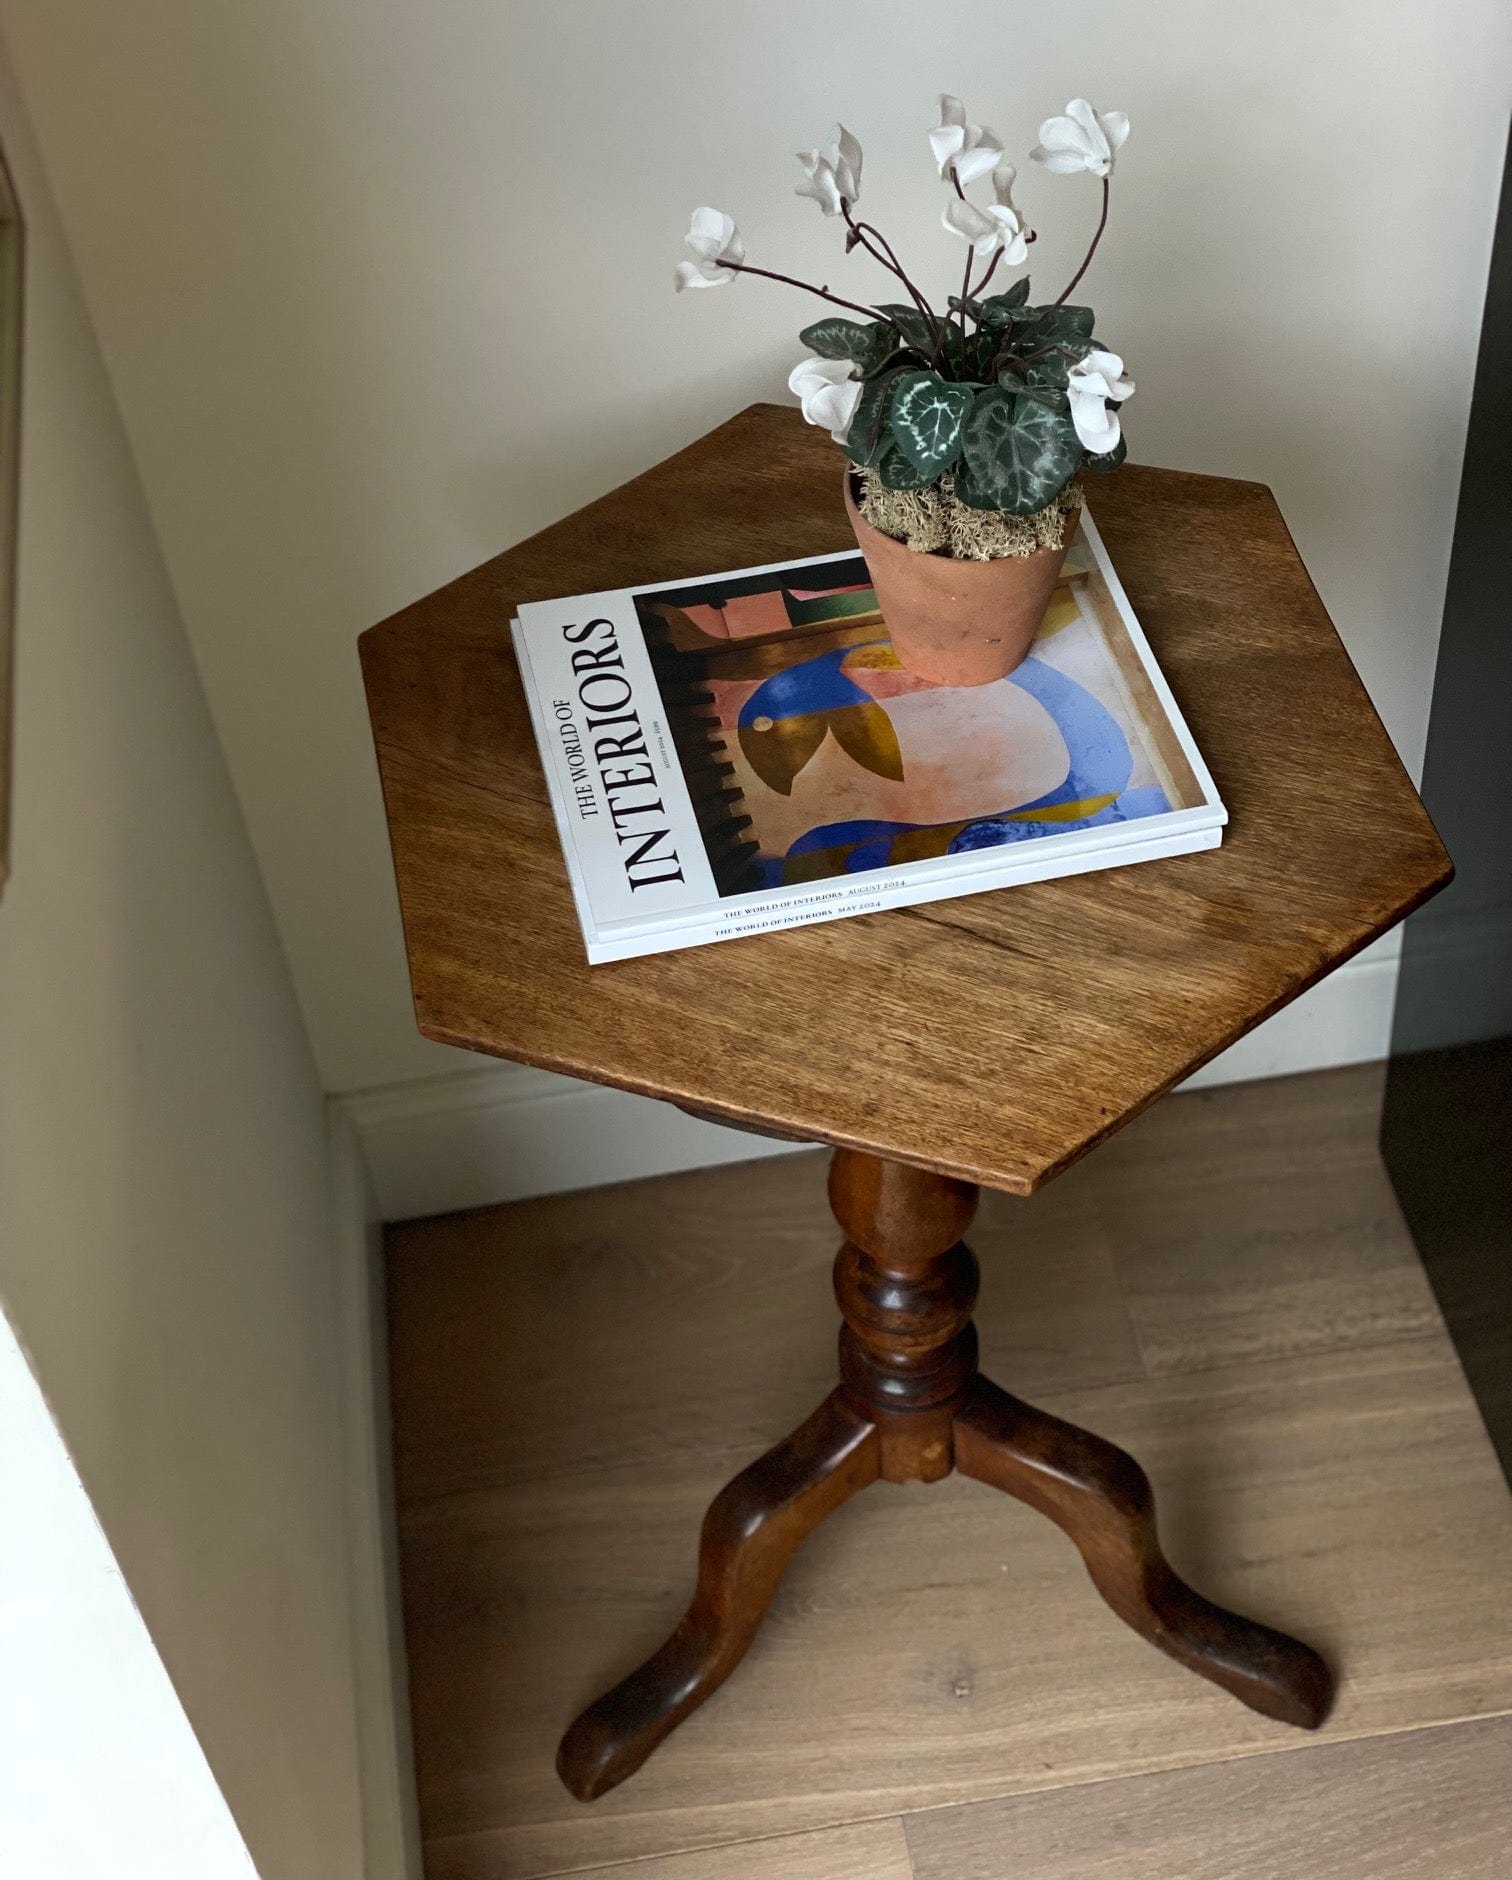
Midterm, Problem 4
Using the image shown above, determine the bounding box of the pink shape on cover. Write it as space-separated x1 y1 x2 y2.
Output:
681 582 875 641
680 593 792 639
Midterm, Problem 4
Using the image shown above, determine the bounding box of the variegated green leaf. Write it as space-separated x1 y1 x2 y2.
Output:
875 443 932 491
959 387 1081 516
842 370 901 468
800 318 899 375
887 372 971 477
799 317 876 361
973 279 1036 327
875 303 937 354
1022 304 1094 347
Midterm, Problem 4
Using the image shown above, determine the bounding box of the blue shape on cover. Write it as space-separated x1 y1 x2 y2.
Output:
948 819 1045 852
736 644 881 728
1007 656 1133 811
763 653 1159 874
786 818 905 858
1113 784 1173 820
785 819 907 872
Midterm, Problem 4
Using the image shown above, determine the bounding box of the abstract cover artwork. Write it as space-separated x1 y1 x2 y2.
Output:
636 531 1204 901
511 513 1223 961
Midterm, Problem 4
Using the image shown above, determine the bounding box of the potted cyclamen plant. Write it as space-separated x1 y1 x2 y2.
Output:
675 95 1134 685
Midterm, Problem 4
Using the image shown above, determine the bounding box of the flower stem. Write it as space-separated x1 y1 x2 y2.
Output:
841 202 943 343
949 175 972 317
715 259 882 321
988 338 1082 378
956 244 975 344
1054 176 1110 306
927 169 971 363
968 248 1004 300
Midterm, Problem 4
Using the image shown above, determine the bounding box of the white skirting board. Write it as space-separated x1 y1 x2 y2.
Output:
339 935 1409 1224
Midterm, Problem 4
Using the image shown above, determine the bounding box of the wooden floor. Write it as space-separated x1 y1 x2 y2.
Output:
386 1065 1512 1879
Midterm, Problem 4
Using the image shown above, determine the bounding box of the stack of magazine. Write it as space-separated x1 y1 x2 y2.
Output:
511 513 1224 963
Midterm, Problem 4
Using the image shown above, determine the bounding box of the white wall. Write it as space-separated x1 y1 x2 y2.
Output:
0 1309 257 1878
0 3 1503 1188
0 52 394 1880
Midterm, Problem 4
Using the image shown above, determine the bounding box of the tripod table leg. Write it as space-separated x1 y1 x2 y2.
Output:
954 1376 1334 1730
556 1389 879 1801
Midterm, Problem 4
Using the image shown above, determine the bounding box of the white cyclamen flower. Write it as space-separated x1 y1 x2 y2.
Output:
940 163 1029 263
1031 99 1130 177
1067 349 1135 454
795 123 862 216
929 94 1004 187
991 162 1023 218
674 208 744 291
788 356 864 444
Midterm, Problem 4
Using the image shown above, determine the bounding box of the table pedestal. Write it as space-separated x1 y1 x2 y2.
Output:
557 1150 1334 1801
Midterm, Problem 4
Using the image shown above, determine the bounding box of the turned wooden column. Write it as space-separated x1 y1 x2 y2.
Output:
829 1149 979 1483
555 1146 1333 1801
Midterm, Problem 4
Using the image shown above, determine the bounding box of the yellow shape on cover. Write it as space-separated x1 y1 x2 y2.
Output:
843 644 907 672
737 713 828 797
1015 793 1118 823
887 824 967 864
1032 585 1083 642
829 701 906 782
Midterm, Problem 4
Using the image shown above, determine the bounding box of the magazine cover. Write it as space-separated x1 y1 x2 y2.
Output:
512 513 1224 961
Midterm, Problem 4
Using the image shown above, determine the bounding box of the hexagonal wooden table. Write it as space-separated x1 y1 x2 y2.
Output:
359 403 1451 1803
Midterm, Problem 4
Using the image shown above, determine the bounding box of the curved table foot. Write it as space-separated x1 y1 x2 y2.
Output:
557 1390 879 1801
954 1377 1335 1730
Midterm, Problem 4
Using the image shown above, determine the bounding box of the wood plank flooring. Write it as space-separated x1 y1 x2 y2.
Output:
569 1819 913 1880
906 1716 1512 1879
387 1065 1512 1879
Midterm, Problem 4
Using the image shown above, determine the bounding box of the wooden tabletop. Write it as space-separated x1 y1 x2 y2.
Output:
359 404 1450 1195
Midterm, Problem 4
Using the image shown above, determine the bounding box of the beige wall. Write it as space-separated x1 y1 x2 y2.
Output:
0 52 369 1880
0 1 1504 1096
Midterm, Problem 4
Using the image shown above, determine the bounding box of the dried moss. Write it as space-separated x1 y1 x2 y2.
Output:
857 470 1083 561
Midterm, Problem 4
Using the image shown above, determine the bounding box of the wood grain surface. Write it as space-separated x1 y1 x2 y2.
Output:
1094 1061 1444 1372
359 406 1451 1194
568 1817 913 1880
408 1339 1512 1878
905 1715 1512 1880
388 1072 1512 1879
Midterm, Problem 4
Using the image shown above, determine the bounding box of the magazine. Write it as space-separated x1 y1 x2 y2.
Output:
511 513 1224 962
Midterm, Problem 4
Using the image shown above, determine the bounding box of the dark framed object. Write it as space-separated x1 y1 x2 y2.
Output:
1382 132 1512 1482
0 142 20 892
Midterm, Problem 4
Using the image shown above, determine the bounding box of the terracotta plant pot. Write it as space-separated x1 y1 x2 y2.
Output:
843 472 1076 687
